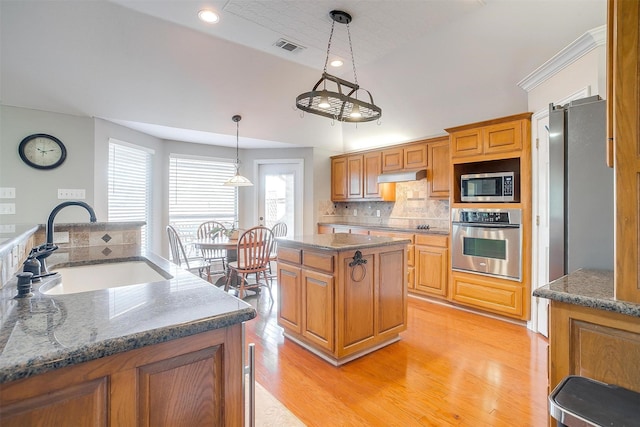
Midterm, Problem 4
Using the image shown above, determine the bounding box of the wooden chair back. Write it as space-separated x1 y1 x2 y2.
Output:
197 221 228 261
167 225 189 268
236 226 274 272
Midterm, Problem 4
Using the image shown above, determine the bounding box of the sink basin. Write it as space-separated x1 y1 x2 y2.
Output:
42 260 172 295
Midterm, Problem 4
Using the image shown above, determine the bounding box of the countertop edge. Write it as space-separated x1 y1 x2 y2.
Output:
533 269 640 318
317 222 450 235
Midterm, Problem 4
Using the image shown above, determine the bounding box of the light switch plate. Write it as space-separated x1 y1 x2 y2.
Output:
0 188 16 198
58 189 86 199
0 203 16 215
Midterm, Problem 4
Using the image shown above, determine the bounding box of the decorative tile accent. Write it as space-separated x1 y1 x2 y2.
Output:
102 234 112 243
102 247 112 256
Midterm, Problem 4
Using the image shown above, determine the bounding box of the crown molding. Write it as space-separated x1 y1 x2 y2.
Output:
517 25 606 92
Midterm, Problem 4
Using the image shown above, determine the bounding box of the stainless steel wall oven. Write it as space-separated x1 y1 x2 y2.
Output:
451 208 522 281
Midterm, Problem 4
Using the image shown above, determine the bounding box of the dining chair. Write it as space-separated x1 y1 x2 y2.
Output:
167 225 211 282
268 222 288 276
197 220 228 274
225 226 274 301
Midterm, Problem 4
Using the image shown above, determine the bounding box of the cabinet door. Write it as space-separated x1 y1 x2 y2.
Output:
331 157 348 201
377 248 407 334
381 147 403 172
347 155 364 199
415 245 448 297
613 0 640 303
302 269 334 351
339 252 376 351
450 129 482 158
278 263 302 333
428 140 450 199
404 143 427 169
363 152 383 199
483 120 523 155
451 272 524 318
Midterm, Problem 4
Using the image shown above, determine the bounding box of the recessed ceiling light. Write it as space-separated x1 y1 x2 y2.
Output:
198 9 219 23
330 59 344 67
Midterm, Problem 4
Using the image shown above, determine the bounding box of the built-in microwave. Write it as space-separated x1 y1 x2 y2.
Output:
460 172 515 202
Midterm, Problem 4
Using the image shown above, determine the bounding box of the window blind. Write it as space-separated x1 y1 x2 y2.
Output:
168 155 238 247
108 141 153 250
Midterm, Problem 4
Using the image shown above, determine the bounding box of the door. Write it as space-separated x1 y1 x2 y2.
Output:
256 160 302 236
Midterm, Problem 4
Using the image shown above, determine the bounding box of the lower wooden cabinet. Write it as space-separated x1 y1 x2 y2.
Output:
414 234 449 298
0 326 245 427
302 269 334 351
451 270 525 319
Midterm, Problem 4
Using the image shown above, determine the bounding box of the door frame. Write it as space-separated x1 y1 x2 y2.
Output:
252 158 304 236
529 86 591 335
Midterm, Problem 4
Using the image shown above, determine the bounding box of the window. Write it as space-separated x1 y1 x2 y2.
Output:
168 154 237 253
108 140 153 250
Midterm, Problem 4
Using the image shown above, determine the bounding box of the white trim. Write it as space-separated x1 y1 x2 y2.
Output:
108 137 155 154
517 25 606 92
168 152 234 164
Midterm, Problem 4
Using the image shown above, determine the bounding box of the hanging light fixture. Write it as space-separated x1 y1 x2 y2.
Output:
296 10 381 123
224 115 253 187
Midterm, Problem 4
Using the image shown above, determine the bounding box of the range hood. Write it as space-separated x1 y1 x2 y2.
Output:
377 169 427 183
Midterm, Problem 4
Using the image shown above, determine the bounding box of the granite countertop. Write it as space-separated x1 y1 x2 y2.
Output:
318 221 450 235
0 224 39 259
0 251 256 383
277 233 411 251
533 269 640 318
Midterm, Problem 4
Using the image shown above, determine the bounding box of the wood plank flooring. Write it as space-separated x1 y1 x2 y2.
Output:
244 286 549 426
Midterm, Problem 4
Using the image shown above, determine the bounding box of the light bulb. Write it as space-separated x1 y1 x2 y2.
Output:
350 104 362 118
318 94 330 109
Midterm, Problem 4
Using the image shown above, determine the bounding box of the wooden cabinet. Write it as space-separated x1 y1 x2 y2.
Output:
448 114 529 161
612 0 640 303
414 234 449 298
369 229 415 290
276 239 407 365
331 153 395 202
0 326 245 427
427 137 450 199
382 143 427 172
549 301 640 396
451 270 525 319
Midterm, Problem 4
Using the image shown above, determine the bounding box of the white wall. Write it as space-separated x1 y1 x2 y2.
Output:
0 106 95 224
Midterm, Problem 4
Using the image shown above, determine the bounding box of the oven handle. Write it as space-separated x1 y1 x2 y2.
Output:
452 222 521 229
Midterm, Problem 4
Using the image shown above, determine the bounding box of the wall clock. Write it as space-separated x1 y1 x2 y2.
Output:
18 133 67 170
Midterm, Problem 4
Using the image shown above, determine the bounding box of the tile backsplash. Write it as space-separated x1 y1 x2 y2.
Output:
318 180 450 230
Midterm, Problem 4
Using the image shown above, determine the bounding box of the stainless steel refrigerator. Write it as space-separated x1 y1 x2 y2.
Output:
548 95 613 281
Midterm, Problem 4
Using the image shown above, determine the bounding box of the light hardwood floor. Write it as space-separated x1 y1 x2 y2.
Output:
244 285 549 426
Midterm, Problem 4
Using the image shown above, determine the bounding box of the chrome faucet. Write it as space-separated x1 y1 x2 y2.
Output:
46 201 97 245
32 201 97 274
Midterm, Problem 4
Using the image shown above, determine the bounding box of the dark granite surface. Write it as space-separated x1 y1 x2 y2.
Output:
533 269 640 318
318 222 450 235
277 233 411 251
0 251 256 383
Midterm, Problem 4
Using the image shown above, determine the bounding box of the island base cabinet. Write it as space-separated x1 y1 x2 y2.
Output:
0 326 245 427
302 270 334 351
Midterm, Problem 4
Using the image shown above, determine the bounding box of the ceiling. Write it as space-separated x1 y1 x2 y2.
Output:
1 0 607 152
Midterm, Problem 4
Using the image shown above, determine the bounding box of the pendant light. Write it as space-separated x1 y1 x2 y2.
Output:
296 10 381 123
224 115 253 187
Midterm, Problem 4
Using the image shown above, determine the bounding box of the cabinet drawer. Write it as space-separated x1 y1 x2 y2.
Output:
278 247 301 264
303 251 335 273
415 234 448 247
451 273 523 318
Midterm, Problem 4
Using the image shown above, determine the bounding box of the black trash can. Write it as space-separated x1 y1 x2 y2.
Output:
549 375 640 426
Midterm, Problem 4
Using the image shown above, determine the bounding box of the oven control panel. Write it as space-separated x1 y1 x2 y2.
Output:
452 208 521 226
459 211 510 224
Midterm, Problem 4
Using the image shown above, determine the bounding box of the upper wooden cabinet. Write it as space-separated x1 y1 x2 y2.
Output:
331 153 395 202
447 114 530 161
382 143 428 172
611 0 640 303
427 137 450 199
331 154 365 201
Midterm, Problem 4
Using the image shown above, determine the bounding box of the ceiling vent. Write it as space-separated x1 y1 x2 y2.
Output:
274 38 305 53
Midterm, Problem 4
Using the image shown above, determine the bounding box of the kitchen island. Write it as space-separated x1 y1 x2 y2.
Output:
0 246 256 427
276 233 409 365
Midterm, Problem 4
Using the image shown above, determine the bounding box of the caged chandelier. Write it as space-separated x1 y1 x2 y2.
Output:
295 10 382 123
